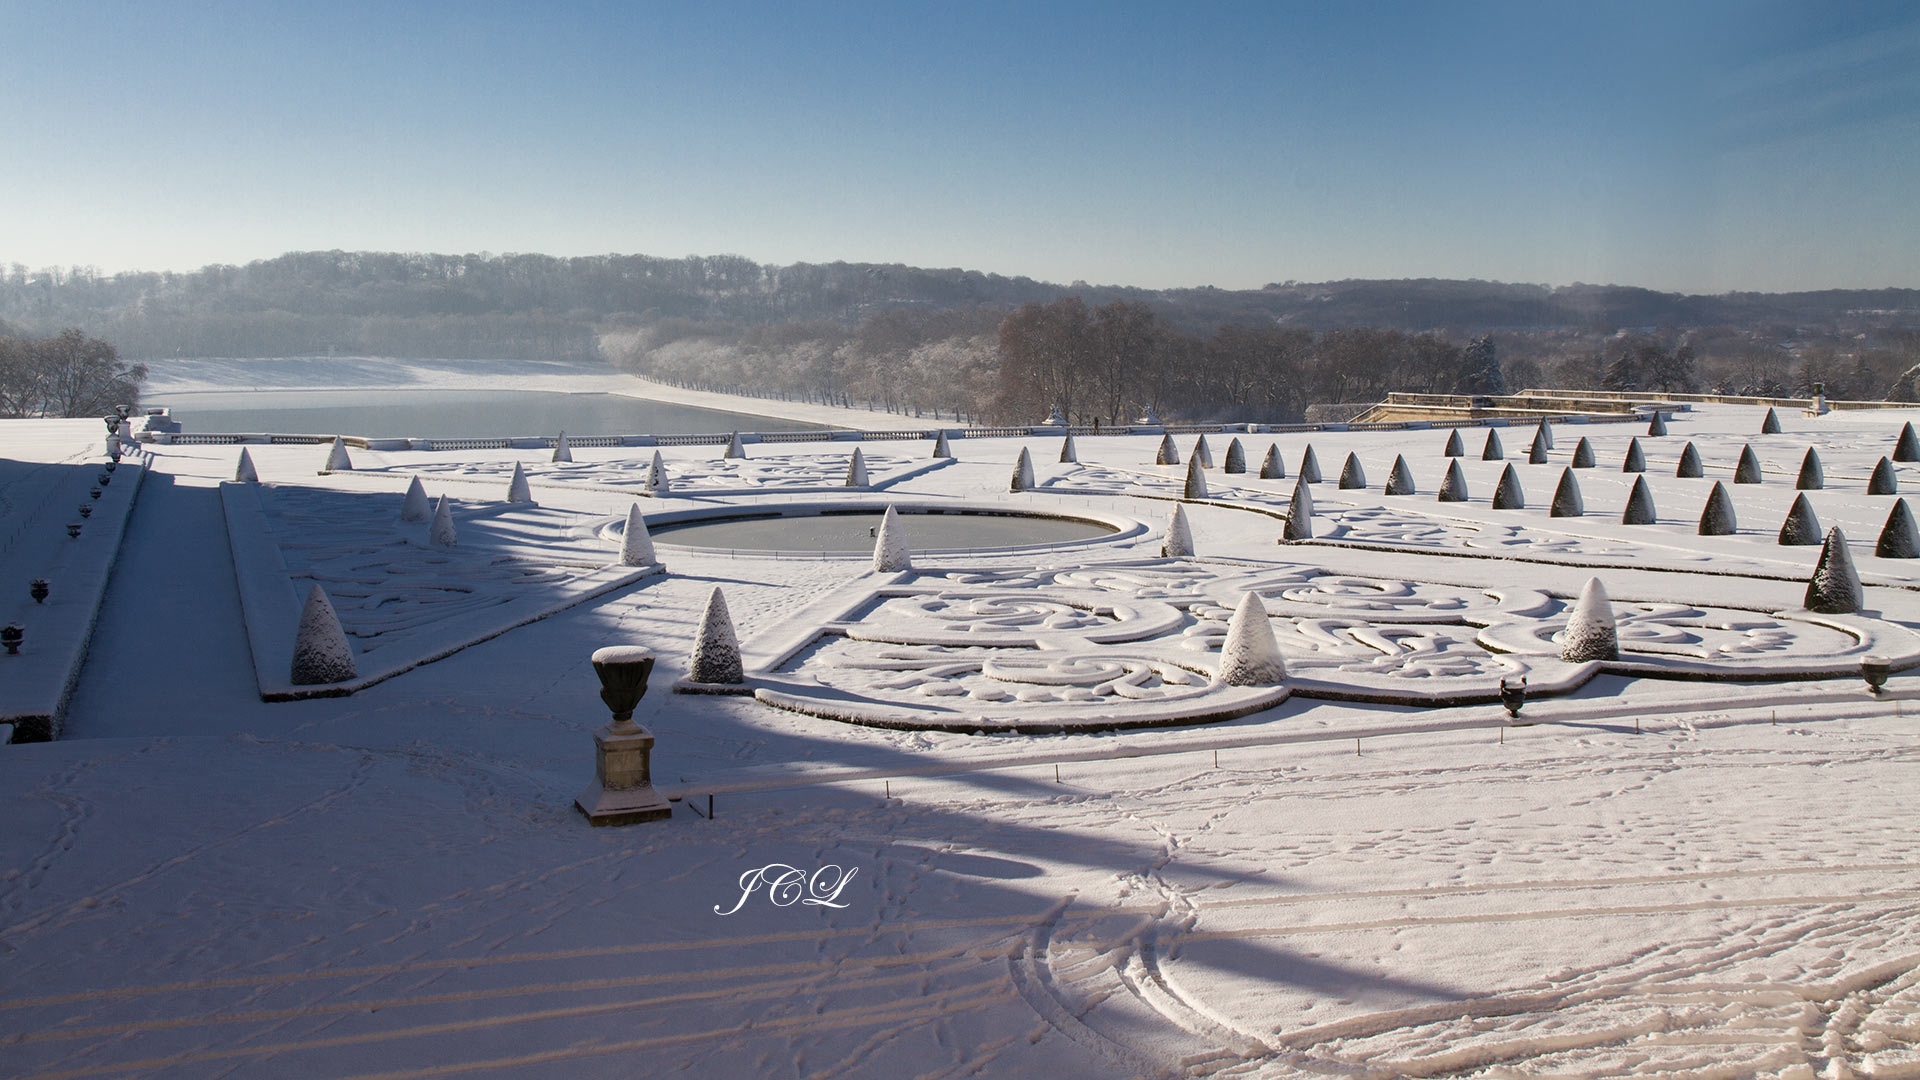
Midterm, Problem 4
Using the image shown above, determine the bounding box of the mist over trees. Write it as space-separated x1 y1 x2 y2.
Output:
3 250 1918 424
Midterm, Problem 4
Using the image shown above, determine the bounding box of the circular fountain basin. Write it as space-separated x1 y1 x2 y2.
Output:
620 502 1140 556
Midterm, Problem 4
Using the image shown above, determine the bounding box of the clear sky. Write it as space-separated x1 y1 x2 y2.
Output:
3 0 1916 293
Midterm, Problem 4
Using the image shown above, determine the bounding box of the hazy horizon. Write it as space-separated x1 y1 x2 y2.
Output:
6 1 1917 294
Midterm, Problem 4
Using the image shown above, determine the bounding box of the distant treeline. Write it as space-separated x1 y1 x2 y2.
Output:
0 322 147 419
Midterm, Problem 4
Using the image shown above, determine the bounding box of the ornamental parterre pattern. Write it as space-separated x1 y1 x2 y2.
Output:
363 453 943 494
748 556 1920 733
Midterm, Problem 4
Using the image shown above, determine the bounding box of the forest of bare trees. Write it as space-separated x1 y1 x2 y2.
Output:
0 325 147 419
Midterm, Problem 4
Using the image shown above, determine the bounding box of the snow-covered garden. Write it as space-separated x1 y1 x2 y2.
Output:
6 370 1920 1078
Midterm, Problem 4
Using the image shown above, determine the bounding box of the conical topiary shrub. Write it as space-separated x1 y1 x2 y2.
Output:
1869 457 1899 495
1571 437 1596 468
1549 468 1583 517
1156 433 1181 466
1192 435 1214 469
1648 411 1668 437
1560 577 1619 662
1877 499 1919 559
687 586 744 684
1059 434 1078 464
289 584 356 686
1482 429 1504 461
847 447 871 488
646 450 670 494
1437 459 1469 502
553 431 573 462
1795 448 1824 490
1622 476 1657 524
1528 429 1548 464
1218 592 1287 687
1283 477 1314 541
1259 444 1284 479
1299 445 1322 483
235 448 258 483
1223 437 1246 474
1698 481 1737 535
323 435 353 472
1676 442 1703 478
932 430 954 459
1183 454 1209 500
506 461 534 504
1338 452 1366 490
1536 418 1554 449
620 503 657 567
1385 455 1416 495
1491 464 1525 509
872 504 912 572
1011 447 1036 492
1897 422 1920 463
1163 503 1194 557
1443 429 1464 457
1761 407 1783 435
1735 444 1763 484
723 431 746 459
400 476 431 522
1804 527 1863 614
1778 493 1823 546
1622 438 1646 473
429 496 458 546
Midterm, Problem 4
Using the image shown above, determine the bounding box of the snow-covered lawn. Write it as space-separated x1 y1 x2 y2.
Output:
5 380 1920 1078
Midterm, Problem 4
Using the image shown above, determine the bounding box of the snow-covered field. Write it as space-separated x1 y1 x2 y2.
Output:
5 369 1920 1078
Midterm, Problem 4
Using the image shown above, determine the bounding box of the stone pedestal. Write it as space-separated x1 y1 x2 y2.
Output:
576 724 671 825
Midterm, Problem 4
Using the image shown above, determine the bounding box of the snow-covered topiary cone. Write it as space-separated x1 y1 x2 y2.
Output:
429 495 458 546
1648 411 1668 437
1059 434 1078 464
872 504 913 572
1011 447 1036 492
1698 481 1737 535
1218 592 1287 687
1897 422 1920 463
1527 429 1548 464
846 448 870 488
1443 429 1464 457
1536 418 1554 450
1283 477 1314 541
1259 443 1284 479
688 586 744 684
1481 429 1504 461
400 477 431 522
1622 438 1646 472
646 450 670 495
1870 456 1899 495
1734 444 1763 484
1571 437 1596 468
1622 476 1657 524
1192 435 1214 469
1491 464 1525 509
1223 438 1246 474
1795 448 1824 490
1761 407 1783 434
1560 577 1619 662
1877 499 1919 559
289 584 357 686
1676 442 1703 478
1437 459 1469 502
1778 493 1823 545
724 431 746 459
932 430 954 458
1298 445 1322 483
552 431 573 462
1804 527 1863 613
1156 433 1181 466
1183 454 1209 500
506 461 534 504
619 503 658 567
1550 468 1583 517
234 447 258 483
1338 452 1366 490
1163 503 1194 557
1385 455 1416 495
323 435 353 472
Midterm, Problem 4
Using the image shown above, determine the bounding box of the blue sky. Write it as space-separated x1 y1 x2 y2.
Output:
4 0 1916 292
